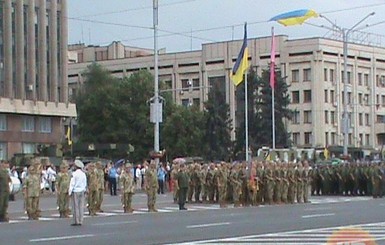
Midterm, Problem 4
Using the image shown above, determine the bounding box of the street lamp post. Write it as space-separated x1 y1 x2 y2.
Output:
153 0 160 164
321 13 375 157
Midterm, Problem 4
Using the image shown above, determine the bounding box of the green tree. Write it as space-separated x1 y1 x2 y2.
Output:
162 106 206 159
256 67 292 148
204 80 233 161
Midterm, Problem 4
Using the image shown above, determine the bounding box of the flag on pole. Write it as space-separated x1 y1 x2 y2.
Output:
270 27 276 89
231 23 249 86
66 125 72 146
269 9 318 26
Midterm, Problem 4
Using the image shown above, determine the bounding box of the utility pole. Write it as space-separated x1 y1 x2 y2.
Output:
153 0 160 165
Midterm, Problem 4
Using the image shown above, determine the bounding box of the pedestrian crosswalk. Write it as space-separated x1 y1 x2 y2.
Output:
2 196 373 224
178 221 385 244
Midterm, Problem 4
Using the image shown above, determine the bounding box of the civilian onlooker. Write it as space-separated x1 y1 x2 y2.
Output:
47 163 57 193
134 164 141 190
157 164 166 194
108 164 118 196
141 161 148 189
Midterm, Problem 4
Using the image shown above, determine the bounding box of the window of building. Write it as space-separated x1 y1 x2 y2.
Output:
22 143 35 154
0 115 6 131
0 143 7 160
325 132 329 146
304 132 312 145
292 132 300 145
358 73 362 86
358 93 363 104
192 98 200 107
181 79 191 91
365 134 370 145
359 113 363 126
182 99 190 107
291 69 299 82
365 113 370 126
325 111 329 124
330 69 335 83
348 133 352 145
39 117 51 133
330 111 335 125
304 110 312 124
347 71 351 84
364 74 369 86
376 94 379 105
331 132 336 145
324 90 328 103
303 90 312 103
324 68 328 81
348 113 353 127
192 78 200 91
359 133 363 145
292 111 300 124
348 92 352 104
22 116 34 132
292 91 300 104
330 90 335 104
303 68 311 82
382 95 385 106
364 94 369 105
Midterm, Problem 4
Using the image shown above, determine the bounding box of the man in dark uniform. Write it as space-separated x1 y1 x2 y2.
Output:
0 161 11 222
176 163 189 210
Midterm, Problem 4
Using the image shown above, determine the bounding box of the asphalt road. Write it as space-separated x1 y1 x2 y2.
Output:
1 192 385 245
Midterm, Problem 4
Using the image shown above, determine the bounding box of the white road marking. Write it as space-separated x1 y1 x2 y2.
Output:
302 213 335 219
304 207 332 211
92 220 137 226
30 234 95 242
186 222 231 229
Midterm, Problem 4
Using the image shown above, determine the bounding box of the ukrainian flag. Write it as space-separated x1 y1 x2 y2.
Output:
270 9 318 27
231 23 249 86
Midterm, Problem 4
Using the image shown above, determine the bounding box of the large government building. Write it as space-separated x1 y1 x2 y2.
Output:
0 0 76 160
68 34 385 151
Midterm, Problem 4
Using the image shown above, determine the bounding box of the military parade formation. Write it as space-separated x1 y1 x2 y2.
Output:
0 158 385 224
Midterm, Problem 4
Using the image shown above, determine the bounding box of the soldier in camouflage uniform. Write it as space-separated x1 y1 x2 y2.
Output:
187 164 195 203
0 161 11 222
86 163 98 216
200 164 208 203
56 162 71 218
264 163 275 205
256 162 264 205
120 163 135 213
273 163 282 204
216 164 228 208
295 162 304 203
230 164 242 207
206 163 216 203
145 162 159 212
280 164 289 204
24 161 41 220
192 164 202 203
239 162 249 206
171 163 179 203
247 163 258 206
287 163 296 204
95 162 105 212
303 161 311 203
372 163 383 198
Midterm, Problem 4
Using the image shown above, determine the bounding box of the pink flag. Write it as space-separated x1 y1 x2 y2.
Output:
270 27 275 89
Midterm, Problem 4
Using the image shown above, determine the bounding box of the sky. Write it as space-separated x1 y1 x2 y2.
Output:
68 0 385 53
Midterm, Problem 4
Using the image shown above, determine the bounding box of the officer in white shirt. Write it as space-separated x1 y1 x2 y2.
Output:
69 160 87 226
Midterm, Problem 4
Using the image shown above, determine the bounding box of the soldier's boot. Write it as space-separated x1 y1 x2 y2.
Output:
59 211 64 218
32 213 39 220
37 210 41 217
219 202 227 208
234 201 241 208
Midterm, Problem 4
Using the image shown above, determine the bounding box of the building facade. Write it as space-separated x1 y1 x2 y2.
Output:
68 36 385 151
0 0 76 160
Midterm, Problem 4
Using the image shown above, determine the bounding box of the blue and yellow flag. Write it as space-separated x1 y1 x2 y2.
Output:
270 9 318 27
231 23 249 86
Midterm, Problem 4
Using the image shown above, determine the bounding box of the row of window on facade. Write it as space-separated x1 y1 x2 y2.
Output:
293 68 385 87
0 142 37 160
0 115 52 133
291 132 371 147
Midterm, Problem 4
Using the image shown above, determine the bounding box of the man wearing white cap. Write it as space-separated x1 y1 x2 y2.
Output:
68 160 87 226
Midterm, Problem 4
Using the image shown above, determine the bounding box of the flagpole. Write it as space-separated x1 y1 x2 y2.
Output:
245 71 249 163
271 27 276 150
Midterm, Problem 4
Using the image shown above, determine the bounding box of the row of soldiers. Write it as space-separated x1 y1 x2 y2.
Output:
171 161 313 207
22 160 159 220
171 161 385 207
311 162 385 198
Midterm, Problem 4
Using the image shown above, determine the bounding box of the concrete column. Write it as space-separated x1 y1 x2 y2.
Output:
60 0 69 104
27 0 36 101
49 0 58 102
38 0 47 101
16 0 25 100
4 0 13 98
